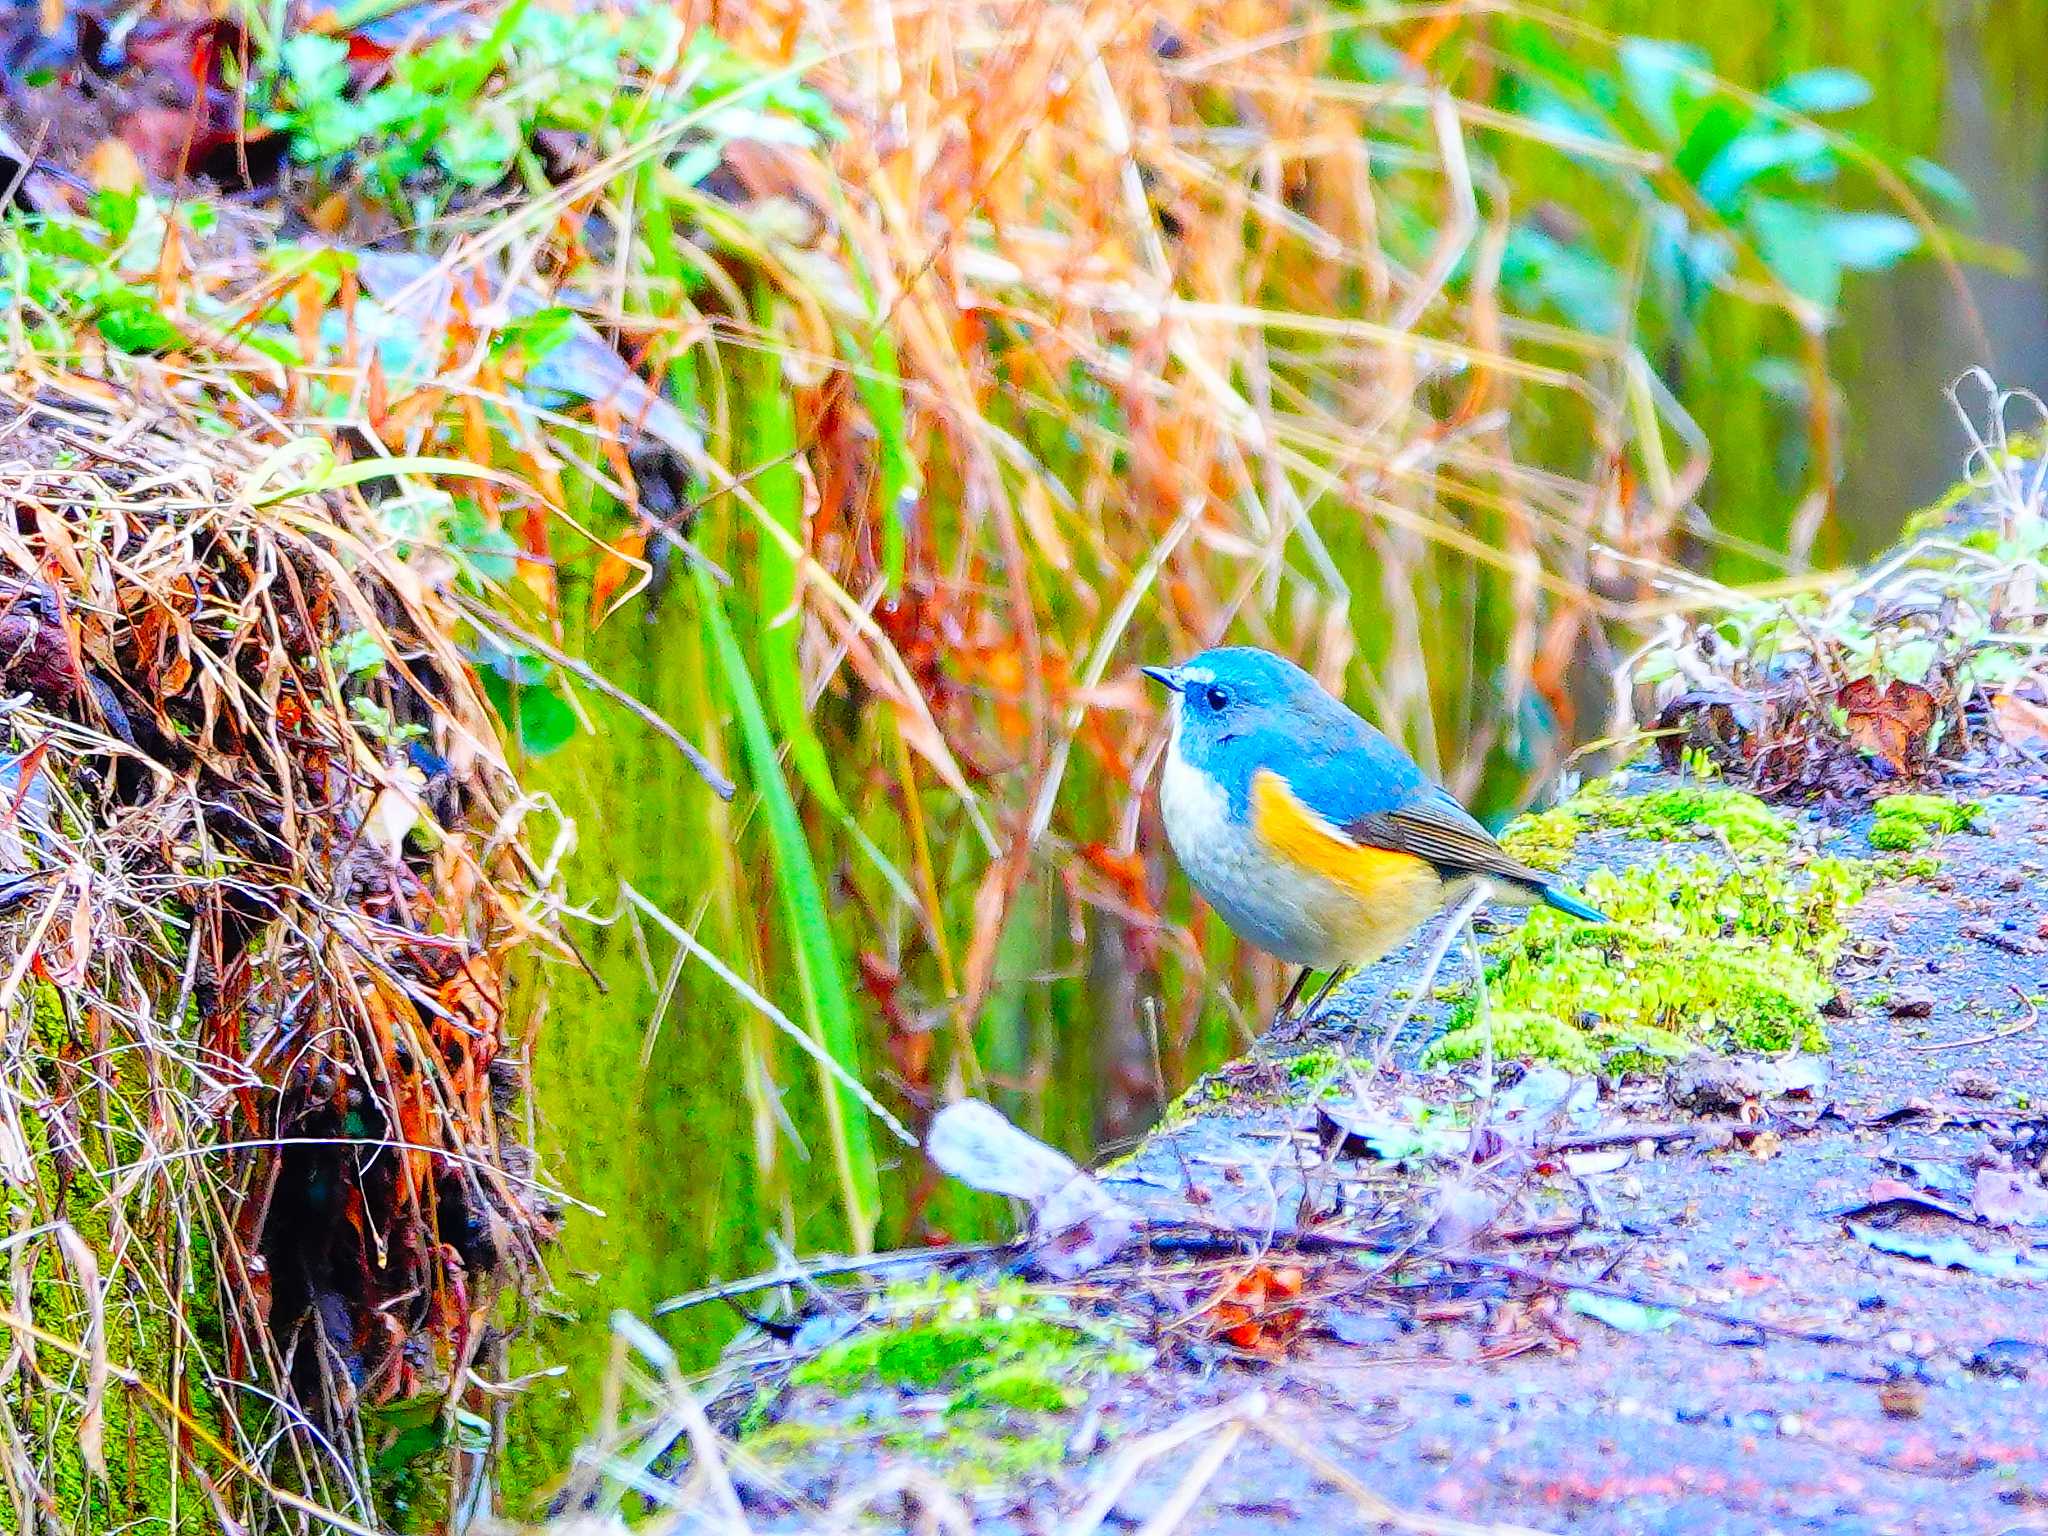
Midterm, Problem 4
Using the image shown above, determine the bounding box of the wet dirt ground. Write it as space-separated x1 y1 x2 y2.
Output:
727 782 2048 1534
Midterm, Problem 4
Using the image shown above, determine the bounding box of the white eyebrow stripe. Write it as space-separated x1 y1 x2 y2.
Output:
1181 667 1215 685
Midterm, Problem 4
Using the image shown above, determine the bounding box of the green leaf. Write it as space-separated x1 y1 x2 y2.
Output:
1674 101 1749 184
492 306 577 364
1745 197 1844 310
94 291 184 354
436 103 523 186
1696 127 1830 210
280 32 352 100
480 670 578 755
1619 37 1708 145
328 629 387 679
1905 156 1975 218
1769 67 1872 115
89 188 141 240
1886 638 1937 684
858 329 918 589
446 499 522 586
1502 225 1623 332
1820 211 1920 270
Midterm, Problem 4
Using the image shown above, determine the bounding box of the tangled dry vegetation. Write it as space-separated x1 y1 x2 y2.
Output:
1632 377 2048 800
0 374 555 1530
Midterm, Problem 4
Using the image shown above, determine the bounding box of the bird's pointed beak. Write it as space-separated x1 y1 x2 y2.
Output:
1141 664 1182 692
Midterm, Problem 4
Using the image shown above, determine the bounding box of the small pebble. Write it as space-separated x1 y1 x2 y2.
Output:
1949 1067 2001 1101
1888 987 1936 1019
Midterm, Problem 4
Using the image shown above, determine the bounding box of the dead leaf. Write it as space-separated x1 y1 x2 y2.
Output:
1838 675 1936 775
85 138 145 194
1207 1264 1308 1352
1991 691 2048 752
926 1100 1137 1278
588 526 650 625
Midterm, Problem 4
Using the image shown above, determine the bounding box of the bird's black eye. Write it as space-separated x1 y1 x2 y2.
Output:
1204 684 1231 712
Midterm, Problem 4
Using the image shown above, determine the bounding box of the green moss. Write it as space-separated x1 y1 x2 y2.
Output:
1500 803 1585 873
787 1279 1147 1414
1158 1072 1234 1125
735 1420 836 1461
742 1280 1147 1496
12 980 217 1529
1500 779 1797 875
959 1365 1081 1413
878 1417 1071 1485
1868 793 1983 851
1587 781 1794 854
1285 1047 1343 1082
1428 854 1879 1071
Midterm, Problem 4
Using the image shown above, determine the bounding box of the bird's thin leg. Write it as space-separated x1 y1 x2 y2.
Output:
1299 964 1353 1024
1375 882 1490 1070
1274 967 1312 1025
1464 922 1495 1164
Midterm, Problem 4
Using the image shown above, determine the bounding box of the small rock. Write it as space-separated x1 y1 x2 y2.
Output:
1949 1067 2002 1101
1668 1055 1765 1115
1821 990 1854 1018
1888 987 1936 1019
1878 1379 1925 1419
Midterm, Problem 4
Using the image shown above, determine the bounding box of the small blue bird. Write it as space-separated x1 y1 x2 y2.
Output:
1144 646 1603 1023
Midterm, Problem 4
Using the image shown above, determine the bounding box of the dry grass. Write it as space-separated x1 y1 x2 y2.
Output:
1625 374 2048 795
0 372 556 1529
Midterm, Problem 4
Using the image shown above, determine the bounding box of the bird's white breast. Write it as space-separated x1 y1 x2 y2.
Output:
1159 726 1369 967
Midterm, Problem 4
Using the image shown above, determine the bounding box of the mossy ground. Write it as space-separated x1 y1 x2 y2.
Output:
742 1278 1150 1487
1501 777 1794 872
1429 854 1886 1071
1435 781 1951 1072
1866 793 1983 851
786 1278 1147 1406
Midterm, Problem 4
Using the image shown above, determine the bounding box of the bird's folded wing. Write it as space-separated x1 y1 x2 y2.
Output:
1344 797 1544 889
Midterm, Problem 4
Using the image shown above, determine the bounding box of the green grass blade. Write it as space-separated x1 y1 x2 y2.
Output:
694 557 879 1248
748 306 847 817
845 324 916 589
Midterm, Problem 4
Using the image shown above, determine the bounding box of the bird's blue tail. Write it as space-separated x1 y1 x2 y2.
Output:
1539 884 1606 923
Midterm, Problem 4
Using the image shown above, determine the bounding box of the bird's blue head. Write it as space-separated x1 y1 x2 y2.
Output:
1143 646 1348 806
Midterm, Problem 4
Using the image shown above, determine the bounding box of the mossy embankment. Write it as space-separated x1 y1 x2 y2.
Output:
0 373 547 1536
